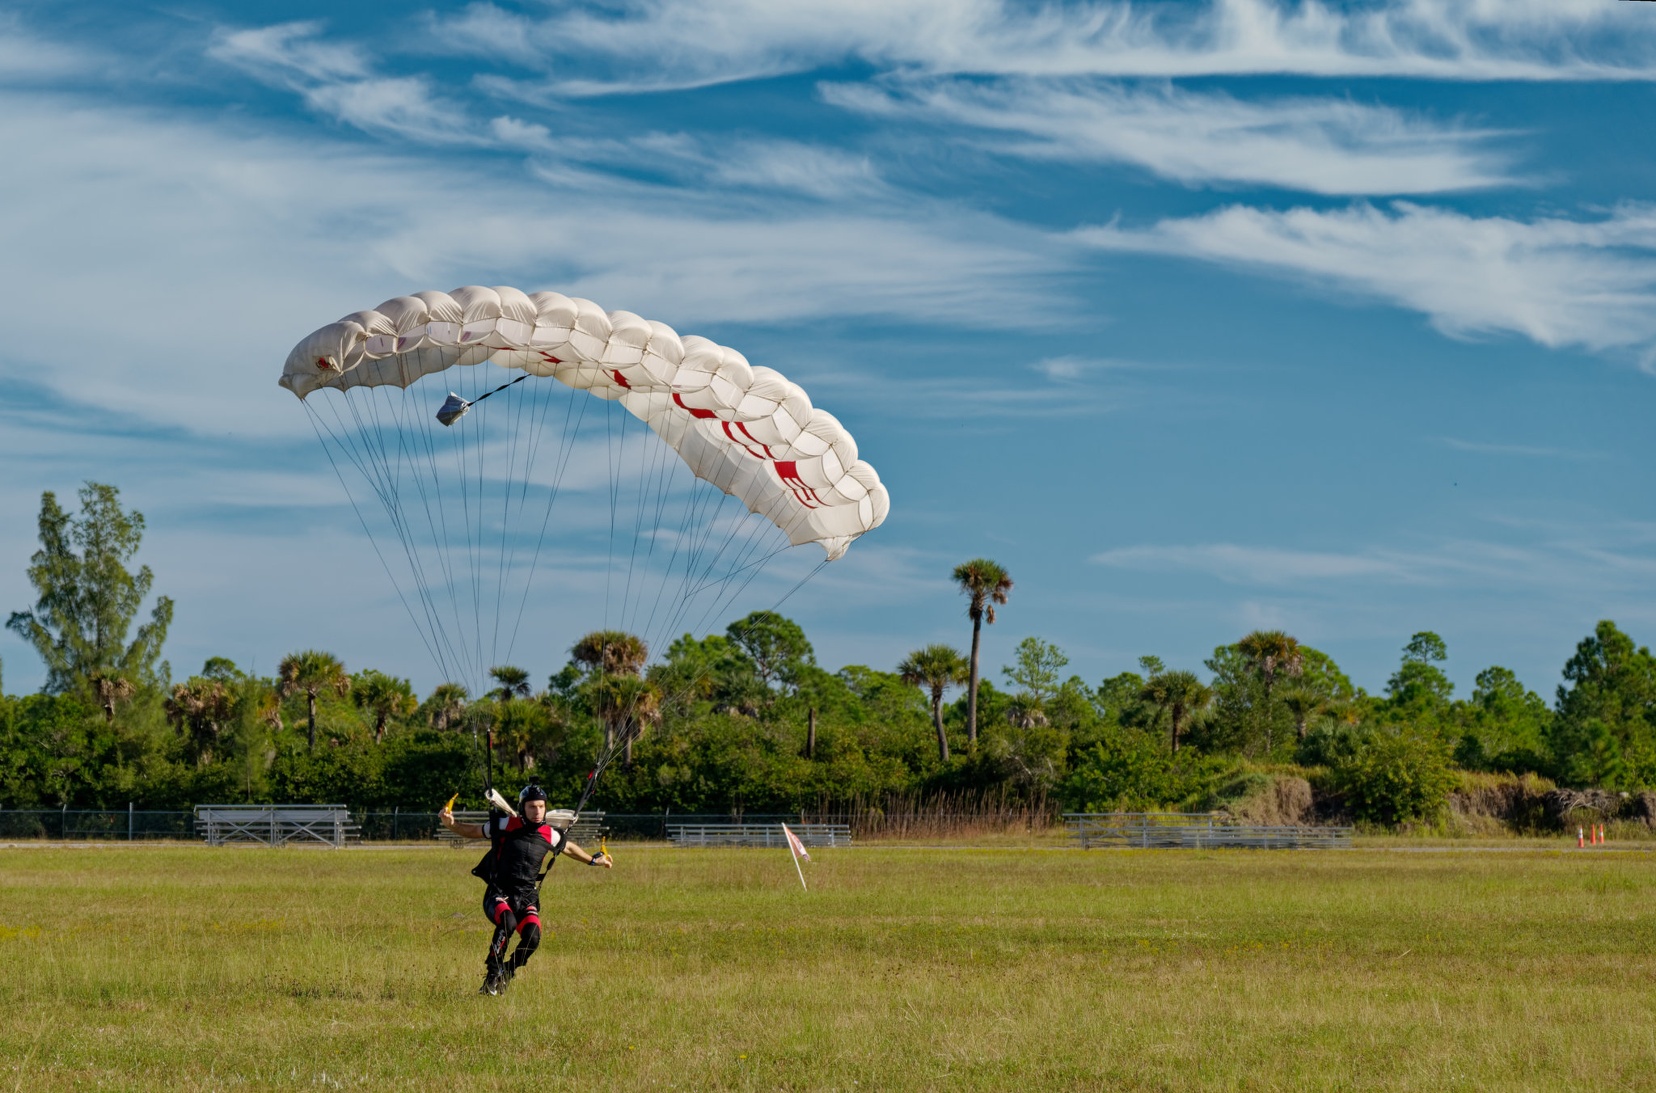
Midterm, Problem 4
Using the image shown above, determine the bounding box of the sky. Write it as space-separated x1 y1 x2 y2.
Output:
3 0 1656 702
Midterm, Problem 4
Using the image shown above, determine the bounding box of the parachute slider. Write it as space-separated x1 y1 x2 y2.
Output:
435 392 471 426
435 373 534 426
485 787 519 817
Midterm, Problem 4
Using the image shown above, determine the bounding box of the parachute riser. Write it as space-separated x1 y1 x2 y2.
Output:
536 723 638 883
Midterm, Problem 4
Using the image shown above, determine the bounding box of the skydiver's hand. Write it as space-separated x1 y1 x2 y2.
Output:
439 806 454 828
589 851 612 869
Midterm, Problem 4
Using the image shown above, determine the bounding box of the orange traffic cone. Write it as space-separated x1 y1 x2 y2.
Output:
1578 826 1585 848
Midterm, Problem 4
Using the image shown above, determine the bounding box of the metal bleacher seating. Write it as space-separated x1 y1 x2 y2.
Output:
1064 812 1352 850
667 822 851 848
194 805 359 848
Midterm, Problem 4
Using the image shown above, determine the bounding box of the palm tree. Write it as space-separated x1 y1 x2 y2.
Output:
897 644 968 762
256 690 284 734
164 679 237 764
1005 693 1049 729
1278 685 1328 742
570 631 649 677
495 696 548 772
1236 630 1303 701
1141 670 1210 753
427 682 469 731
587 672 659 766
488 665 533 704
573 631 652 763
353 670 417 744
277 650 350 750
952 558 1012 750
88 673 135 724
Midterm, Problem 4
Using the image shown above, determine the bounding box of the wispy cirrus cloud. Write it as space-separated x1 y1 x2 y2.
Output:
825 78 1514 195
1092 527 1656 593
491 120 886 199
1443 437 1605 459
424 0 1656 93
212 21 886 200
0 14 105 83
0 84 1068 437
1093 542 1421 584
1079 201 1656 352
208 22 474 142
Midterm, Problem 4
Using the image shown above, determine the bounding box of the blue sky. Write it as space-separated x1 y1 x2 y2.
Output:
4 0 1656 701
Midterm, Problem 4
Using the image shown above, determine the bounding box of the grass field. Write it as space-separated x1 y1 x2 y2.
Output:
2 843 1653 1091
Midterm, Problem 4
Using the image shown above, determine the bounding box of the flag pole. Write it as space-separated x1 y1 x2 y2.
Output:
782 823 808 891
790 841 807 891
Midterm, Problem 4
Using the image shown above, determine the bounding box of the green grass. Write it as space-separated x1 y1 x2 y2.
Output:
2 843 1653 1091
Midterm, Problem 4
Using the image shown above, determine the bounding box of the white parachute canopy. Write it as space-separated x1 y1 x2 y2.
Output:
281 286 887 559
280 286 889 686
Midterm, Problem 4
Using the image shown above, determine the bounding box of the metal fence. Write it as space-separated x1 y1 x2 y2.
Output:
1065 812 1353 850
0 807 197 841
0 809 807 842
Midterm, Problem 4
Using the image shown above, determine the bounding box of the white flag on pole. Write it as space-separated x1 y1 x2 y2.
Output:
781 823 810 890
781 823 811 862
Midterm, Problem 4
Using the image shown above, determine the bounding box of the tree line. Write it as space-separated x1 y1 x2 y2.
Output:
4 483 1655 828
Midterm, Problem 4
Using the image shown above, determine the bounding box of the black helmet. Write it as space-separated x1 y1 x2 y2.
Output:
518 784 547 807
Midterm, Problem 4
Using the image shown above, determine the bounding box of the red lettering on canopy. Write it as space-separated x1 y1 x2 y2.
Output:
673 393 716 420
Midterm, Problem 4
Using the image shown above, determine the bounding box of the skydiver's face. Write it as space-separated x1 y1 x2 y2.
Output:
523 800 547 823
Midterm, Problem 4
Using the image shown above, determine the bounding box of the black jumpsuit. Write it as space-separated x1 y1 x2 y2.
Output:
478 815 559 975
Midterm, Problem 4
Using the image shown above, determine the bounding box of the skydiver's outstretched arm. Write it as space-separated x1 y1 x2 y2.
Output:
562 839 612 868
439 806 486 839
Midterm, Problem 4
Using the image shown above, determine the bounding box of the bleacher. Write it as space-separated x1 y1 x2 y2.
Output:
1064 812 1352 850
194 805 359 848
667 822 851 848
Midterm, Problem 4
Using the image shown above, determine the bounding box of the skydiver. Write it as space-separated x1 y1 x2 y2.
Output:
440 784 611 995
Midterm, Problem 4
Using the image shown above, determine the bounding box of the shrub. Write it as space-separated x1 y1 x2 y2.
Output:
1059 729 1228 812
1329 728 1457 826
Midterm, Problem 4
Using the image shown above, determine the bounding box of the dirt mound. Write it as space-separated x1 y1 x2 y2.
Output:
1543 787 1656 829
1450 772 1553 834
1212 773 1314 826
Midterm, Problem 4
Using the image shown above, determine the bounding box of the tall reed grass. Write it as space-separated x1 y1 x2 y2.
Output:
807 787 1058 840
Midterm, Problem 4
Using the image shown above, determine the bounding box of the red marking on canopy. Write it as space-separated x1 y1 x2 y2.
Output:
738 422 775 460
673 393 715 420
723 421 766 460
774 461 823 509
611 370 631 389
